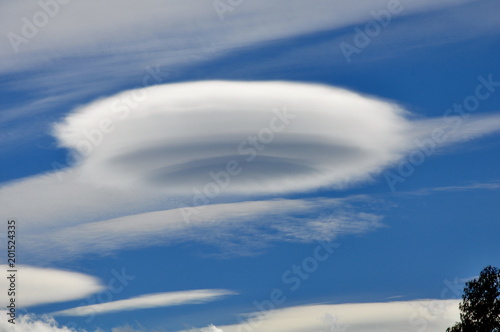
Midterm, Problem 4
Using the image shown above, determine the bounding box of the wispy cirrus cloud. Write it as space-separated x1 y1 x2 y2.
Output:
0 0 475 72
427 182 500 192
397 181 500 196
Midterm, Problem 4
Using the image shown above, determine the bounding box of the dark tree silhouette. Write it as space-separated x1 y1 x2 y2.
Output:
446 265 500 332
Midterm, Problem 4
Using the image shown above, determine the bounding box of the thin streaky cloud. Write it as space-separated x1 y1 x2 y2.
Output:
52 289 237 317
405 181 500 196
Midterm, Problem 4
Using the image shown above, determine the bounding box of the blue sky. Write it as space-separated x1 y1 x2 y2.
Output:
1 1 499 331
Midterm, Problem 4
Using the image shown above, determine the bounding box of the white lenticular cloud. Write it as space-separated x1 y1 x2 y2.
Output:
2 80 414 230
0 265 104 308
54 80 412 195
52 289 236 317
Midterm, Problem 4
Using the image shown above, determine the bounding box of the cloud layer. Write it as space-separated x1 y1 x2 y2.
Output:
0 299 461 332
24 197 383 261
186 300 460 332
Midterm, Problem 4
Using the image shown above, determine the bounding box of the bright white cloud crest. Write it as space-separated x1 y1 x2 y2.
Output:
0 265 103 308
54 81 411 195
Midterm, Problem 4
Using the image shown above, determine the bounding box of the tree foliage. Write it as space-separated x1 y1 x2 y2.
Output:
447 265 500 332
